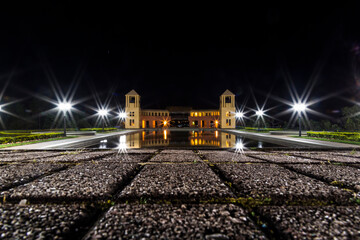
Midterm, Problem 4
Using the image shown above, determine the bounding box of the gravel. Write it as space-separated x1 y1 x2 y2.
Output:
33 151 115 163
98 153 151 163
259 206 360 239
285 164 360 191
217 163 353 204
0 163 66 190
199 151 266 163
2 162 138 201
84 204 267 240
291 152 360 163
118 163 234 202
0 151 64 163
248 153 322 163
160 150 195 154
0 204 93 240
149 153 202 163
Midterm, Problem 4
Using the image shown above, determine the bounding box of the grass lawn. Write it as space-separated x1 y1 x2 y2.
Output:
0 136 78 149
292 136 360 145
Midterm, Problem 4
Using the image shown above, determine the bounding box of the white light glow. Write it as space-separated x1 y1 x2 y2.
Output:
255 110 264 116
235 140 246 154
117 135 128 153
118 112 127 119
98 109 109 116
235 112 244 118
0 105 2 111
293 103 307 112
57 102 72 112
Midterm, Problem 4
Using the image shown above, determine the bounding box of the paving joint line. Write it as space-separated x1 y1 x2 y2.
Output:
194 150 285 240
247 154 359 205
77 149 162 240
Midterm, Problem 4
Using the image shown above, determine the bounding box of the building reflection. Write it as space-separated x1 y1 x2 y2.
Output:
120 130 237 149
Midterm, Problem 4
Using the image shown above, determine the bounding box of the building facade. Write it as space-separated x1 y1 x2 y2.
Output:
124 89 236 129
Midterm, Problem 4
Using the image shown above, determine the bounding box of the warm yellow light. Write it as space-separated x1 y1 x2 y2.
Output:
215 120 219 128
195 139 198 145
195 112 198 117
164 130 167 140
215 130 218 138
164 120 167 126
142 131 145 141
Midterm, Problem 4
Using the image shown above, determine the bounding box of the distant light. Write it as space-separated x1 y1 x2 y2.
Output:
255 110 264 116
235 112 244 118
98 109 109 116
58 102 72 112
119 112 127 119
163 120 167 126
164 130 167 140
293 103 307 112
117 135 128 153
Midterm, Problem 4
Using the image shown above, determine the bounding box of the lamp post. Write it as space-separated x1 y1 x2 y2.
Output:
235 112 244 128
118 111 126 128
58 102 72 136
98 109 109 131
293 103 306 137
255 110 264 130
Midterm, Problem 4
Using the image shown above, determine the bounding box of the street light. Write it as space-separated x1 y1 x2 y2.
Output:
98 108 109 131
293 103 307 137
255 110 264 130
57 101 72 136
235 112 244 119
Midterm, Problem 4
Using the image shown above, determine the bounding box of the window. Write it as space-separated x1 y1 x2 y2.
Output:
226 112 230 117
129 97 135 103
155 113 157 116
225 96 231 103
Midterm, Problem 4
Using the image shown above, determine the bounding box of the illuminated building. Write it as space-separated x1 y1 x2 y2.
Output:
125 89 235 129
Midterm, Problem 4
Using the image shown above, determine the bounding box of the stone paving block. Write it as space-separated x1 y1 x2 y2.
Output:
118 164 233 202
124 149 158 154
291 152 360 163
148 153 202 163
84 204 267 239
0 151 64 163
0 204 93 240
34 151 115 163
2 162 138 201
160 150 194 154
217 164 353 204
259 206 360 239
249 153 322 163
200 151 266 163
0 163 67 190
286 164 360 192
97 153 150 163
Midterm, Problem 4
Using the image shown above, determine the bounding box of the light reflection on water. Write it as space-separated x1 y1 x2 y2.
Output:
89 130 281 150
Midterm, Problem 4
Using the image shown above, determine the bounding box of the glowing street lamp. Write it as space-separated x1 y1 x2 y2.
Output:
255 110 264 117
235 112 244 119
255 109 264 130
118 111 127 119
293 103 307 137
57 101 73 136
98 108 109 131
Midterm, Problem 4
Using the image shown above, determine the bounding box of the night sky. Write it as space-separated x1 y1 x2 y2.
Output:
1 4 360 120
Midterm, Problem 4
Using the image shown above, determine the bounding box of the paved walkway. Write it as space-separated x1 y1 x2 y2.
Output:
225 130 360 149
4 130 138 150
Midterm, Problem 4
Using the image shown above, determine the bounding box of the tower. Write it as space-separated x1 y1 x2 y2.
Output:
125 90 141 128
219 89 235 128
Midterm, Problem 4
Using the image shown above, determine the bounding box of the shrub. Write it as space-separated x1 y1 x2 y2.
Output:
0 133 64 144
307 131 360 142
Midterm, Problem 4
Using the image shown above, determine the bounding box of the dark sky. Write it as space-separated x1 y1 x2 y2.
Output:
1 3 360 117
